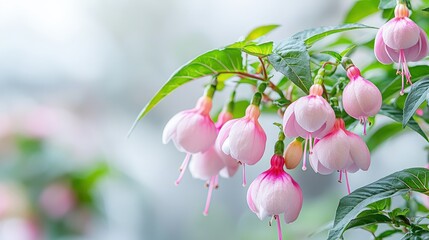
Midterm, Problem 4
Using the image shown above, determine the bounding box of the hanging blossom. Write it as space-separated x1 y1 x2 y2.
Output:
216 92 267 186
374 2 428 95
309 118 371 194
283 83 335 171
188 111 238 216
342 60 382 134
162 85 218 185
247 133 303 240
215 112 240 179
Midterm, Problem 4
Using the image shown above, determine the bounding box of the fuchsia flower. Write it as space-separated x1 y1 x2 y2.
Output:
215 112 240 179
247 154 303 240
283 84 335 170
188 111 238 216
342 66 382 134
310 118 371 194
374 3 428 95
217 104 267 186
163 96 217 154
162 96 217 185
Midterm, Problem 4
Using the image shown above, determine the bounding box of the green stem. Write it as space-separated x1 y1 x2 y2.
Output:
258 57 268 81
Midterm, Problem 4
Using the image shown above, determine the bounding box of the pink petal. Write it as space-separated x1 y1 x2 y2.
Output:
406 28 428 61
309 152 334 175
162 111 188 144
176 113 217 153
342 77 382 119
294 96 329 132
347 132 371 171
228 119 266 165
216 119 237 154
313 130 351 171
283 178 303 224
374 27 395 64
189 146 225 181
382 17 420 50
247 174 265 214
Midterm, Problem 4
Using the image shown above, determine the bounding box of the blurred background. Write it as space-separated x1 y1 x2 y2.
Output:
0 0 428 239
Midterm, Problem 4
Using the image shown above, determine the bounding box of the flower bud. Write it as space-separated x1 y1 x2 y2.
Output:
284 139 303 170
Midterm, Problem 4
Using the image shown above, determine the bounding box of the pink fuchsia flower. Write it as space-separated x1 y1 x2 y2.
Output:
216 104 267 186
247 154 303 240
39 183 76 219
283 84 335 170
374 3 428 95
162 96 217 185
309 118 371 194
215 112 240 179
343 66 382 134
189 146 224 216
163 96 217 154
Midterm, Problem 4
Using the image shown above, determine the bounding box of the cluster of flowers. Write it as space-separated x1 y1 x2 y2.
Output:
160 2 428 239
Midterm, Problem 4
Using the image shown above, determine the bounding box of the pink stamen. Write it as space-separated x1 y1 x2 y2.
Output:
338 170 342 183
363 117 367 136
242 164 247 187
302 136 309 171
175 153 191 186
345 170 351 194
214 174 219 189
275 215 283 240
203 175 216 216
309 135 313 154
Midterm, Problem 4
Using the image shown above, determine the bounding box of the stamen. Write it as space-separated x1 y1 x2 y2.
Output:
363 117 367 136
338 170 342 183
242 164 247 187
269 215 275 226
203 175 216 216
345 170 351 195
175 153 191 186
214 175 219 189
275 215 283 240
309 135 313 154
302 135 309 171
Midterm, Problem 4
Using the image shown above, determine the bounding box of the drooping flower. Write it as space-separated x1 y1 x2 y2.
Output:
214 111 240 179
309 118 371 194
283 84 335 170
189 146 225 216
247 154 303 240
217 103 267 186
162 95 218 185
374 3 428 95
342 65 382 134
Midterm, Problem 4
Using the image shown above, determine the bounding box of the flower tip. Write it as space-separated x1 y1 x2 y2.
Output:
203 211 208 216
174 181 180 186
302 166 307 171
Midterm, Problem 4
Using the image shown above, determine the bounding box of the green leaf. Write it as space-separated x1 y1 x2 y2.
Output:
378 104 428 141
129 49 244 134
344 0 379 23
368 198 392 211
366 122 403 152
320 51 342 62
242 42 273 57
381 66 429 100
268 40 312 93
403 77 429 127
377 229 402 238
245 24 280 41
345 214 391 231
291 23 376 48
379 0 396 9
423 7 429 12
340 45 357 57
327 168 429 240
